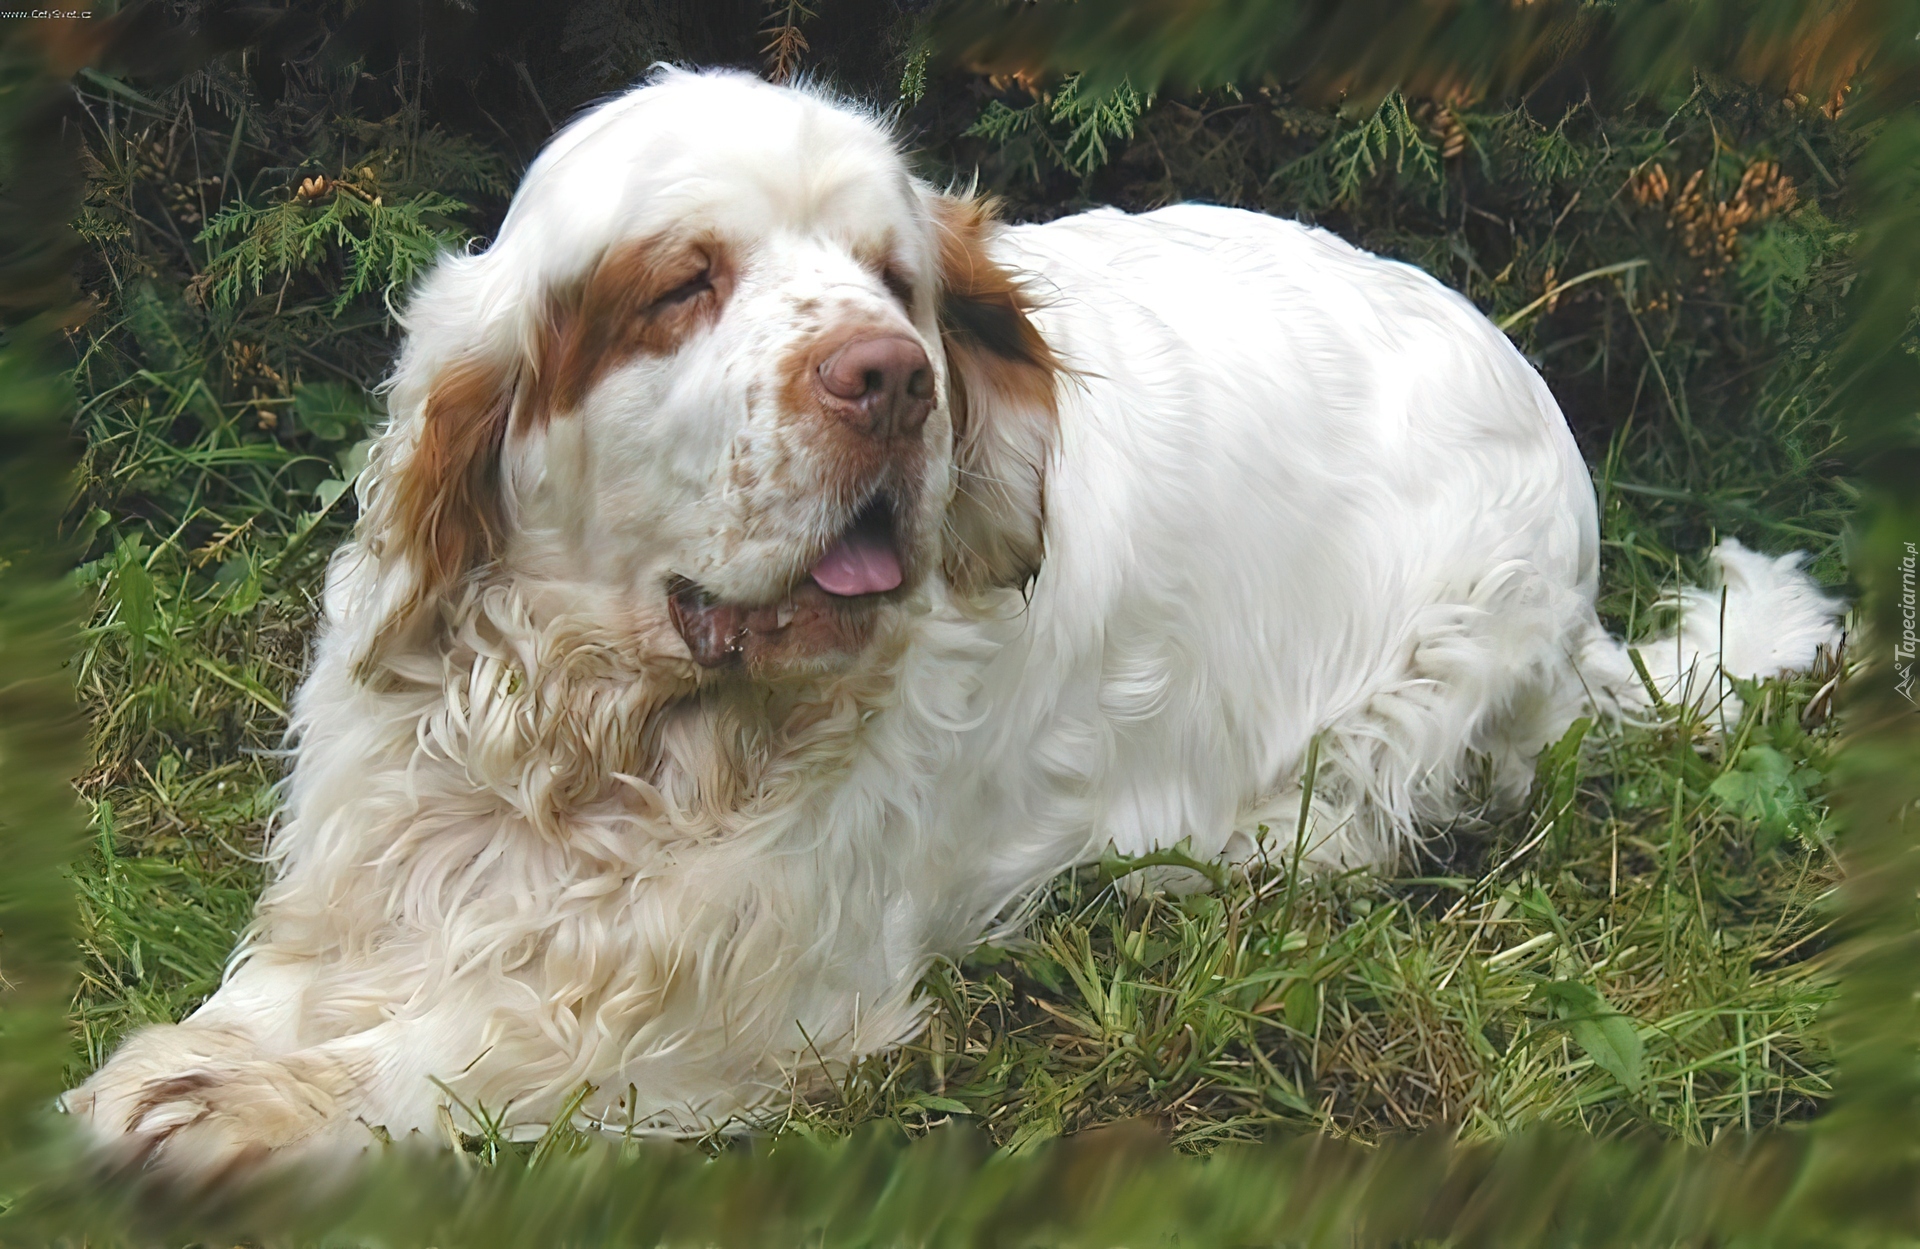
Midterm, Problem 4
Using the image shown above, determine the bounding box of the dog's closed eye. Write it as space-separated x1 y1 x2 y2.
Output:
881 267 914 310
651 269 713 312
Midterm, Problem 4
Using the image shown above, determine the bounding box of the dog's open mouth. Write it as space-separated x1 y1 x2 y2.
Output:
669 496 907 670
803 496 903 598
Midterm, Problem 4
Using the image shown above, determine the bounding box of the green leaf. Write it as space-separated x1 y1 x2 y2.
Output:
314 477 354 510
1709 745 1821 848
909 1096 973 1116
962 942 1014 969
295 382 377 443
1282 978 1319 1034
79 67 162 108
1568 1012 1647 1096
113 536 154 664
1531 979 1646 1094
1536 715 1593 820
1021 955 1069 997
213 556 263 616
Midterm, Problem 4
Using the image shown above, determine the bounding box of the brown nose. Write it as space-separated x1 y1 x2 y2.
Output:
816 335 935 438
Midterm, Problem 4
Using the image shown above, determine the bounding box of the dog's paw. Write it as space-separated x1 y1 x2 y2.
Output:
64 1027 349 1176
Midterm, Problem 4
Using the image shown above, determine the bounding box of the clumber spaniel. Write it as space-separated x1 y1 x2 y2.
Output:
68 68 1842 1171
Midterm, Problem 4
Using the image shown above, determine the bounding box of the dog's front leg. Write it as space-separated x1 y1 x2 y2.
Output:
66 960 524 1175
65 1023 362 1174
64 950 344 1171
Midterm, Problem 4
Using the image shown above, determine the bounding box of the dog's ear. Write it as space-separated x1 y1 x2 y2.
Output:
929 192 1061 597
353 356 517 675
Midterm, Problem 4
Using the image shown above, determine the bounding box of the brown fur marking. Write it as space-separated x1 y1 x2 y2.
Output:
391 357 515 615
930 193 1062 594
932 193 1061 431
527 231 733 426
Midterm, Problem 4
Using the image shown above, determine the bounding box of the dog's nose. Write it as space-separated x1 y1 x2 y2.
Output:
817 336 934 438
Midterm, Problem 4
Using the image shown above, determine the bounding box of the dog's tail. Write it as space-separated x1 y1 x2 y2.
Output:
1576 538 1844 728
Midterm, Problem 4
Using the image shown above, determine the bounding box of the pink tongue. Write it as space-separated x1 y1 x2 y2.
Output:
810 532 903 597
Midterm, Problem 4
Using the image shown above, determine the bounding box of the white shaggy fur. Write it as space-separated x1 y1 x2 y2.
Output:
66 70 1843 1171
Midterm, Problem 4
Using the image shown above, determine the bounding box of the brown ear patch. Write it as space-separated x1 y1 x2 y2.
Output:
931 193 1061 596
932 194 1060 432
387 358 515 626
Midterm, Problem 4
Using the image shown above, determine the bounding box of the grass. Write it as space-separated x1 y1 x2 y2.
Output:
61 33 1857 1167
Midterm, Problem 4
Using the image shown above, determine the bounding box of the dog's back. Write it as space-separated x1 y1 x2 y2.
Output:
927 204 1608 912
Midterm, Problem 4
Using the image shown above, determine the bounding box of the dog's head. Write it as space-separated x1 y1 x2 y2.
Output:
351 69 1058 684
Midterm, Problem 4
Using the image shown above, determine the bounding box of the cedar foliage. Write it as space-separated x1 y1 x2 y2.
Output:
59 0 1855 1162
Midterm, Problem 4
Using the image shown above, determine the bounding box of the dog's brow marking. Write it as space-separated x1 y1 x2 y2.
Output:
530 231 734 426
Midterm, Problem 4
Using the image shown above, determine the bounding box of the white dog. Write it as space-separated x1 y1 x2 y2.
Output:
67 68 1842 1171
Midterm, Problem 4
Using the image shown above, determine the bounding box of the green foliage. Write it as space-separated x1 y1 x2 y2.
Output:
293 380 381 446
197 184 473 313
1286 91 1440 207
1738 205 1851 338
1709 744 1825 850
965 74 1150 180
193 115 506 313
